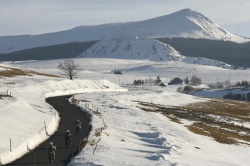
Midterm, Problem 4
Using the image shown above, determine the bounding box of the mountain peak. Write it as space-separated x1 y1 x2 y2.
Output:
0 9 248 54
170 8 206 19
178 8 194 13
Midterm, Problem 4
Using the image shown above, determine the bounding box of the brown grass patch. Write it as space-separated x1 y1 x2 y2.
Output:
0 67 30 77
27 70 61 78
71 97 80 104
0 94 12 99
71 98 90 104
92 110 101 116
167 116 182 124
0 66 60 78
94 130 101 137
136 99 250 145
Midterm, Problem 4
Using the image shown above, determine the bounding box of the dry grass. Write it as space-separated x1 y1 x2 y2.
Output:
136 99 250 145
71 98 90 104
166 116 183 124
71 97 79 104
92 110 101 116
27 70 61 78
0 66 60 78
0 67 29 77
0 94 12 99
94 130 101 137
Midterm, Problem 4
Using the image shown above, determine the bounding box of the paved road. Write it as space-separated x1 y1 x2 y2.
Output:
7 95 91 166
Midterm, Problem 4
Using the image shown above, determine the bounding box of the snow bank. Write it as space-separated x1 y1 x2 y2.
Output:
45 79 127 98
0 79 126 165
0 111 59 165
115 90 207 107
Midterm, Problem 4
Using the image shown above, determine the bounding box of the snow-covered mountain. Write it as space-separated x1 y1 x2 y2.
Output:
0 8 248 54
79 35 233 69
79 36 182 61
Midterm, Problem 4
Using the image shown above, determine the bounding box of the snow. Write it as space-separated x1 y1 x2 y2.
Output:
0 8 249 165
1 57 250 165
0 8 248 54
79 36 182 61
68 90 250 166
79 35 234 69
0 74 126 165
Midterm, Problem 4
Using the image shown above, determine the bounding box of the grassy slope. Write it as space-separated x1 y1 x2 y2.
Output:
137 98 250 145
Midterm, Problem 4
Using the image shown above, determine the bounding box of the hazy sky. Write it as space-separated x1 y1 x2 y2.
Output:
0 0 250 37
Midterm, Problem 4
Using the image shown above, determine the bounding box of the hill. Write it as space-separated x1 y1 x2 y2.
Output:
0 41 96 61
157 37 250 68
79 36 233 69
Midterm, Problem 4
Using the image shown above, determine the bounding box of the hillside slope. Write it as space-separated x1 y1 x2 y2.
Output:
79 36 233 69
0 41 97 61
158 37 250 68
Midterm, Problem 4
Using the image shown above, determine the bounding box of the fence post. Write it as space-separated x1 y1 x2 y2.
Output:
44 121 47 135
10 138 12 152
79 139 81 153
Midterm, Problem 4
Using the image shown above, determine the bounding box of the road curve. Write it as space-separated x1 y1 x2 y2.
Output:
7 95 90 166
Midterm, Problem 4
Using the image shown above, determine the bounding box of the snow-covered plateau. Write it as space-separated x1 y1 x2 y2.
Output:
0 58 249 165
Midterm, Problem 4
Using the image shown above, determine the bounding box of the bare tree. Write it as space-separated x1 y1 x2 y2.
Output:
58 59 79 80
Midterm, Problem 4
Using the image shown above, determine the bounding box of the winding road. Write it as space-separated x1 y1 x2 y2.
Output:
7 95 90 166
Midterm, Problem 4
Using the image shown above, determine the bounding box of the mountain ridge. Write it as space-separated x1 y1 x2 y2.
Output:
0 8 248 54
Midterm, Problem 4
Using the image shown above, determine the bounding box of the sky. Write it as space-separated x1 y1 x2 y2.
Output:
0 0 250 37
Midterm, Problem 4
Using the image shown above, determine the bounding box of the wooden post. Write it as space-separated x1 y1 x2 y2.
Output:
10 138 12 152
79 139 81 153
44 121 47 135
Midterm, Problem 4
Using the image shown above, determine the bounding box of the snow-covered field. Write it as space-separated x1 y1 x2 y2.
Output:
69 90 250 166
0 58 250 165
